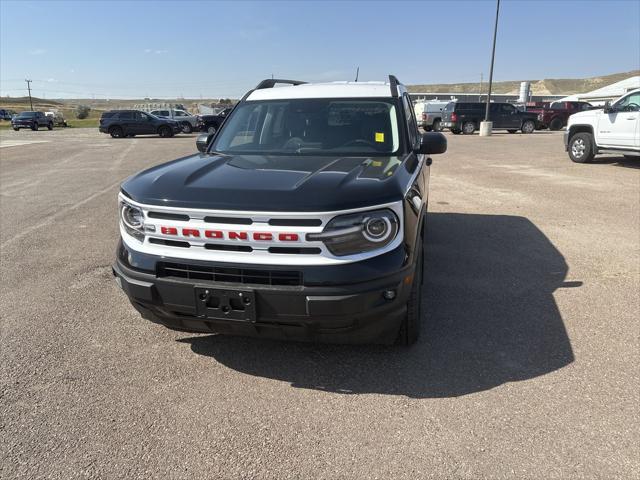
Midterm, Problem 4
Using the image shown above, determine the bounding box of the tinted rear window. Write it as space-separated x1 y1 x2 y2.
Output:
17 112 37 118
456 103 484 111
101 112 117 119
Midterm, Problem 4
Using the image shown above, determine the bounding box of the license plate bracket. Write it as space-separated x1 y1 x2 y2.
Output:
194 287 256 322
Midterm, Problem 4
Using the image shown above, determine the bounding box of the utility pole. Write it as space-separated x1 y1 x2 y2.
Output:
25 79 33 110
480 0 500 136
479 73 483 102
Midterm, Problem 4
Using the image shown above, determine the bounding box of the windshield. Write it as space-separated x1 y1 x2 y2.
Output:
212 98 400 156
17 112 36 118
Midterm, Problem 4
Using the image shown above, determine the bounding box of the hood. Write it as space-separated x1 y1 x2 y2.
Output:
567 109 599 125
121 152 413 211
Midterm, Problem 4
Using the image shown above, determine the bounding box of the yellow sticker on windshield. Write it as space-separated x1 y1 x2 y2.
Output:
375 132 385 143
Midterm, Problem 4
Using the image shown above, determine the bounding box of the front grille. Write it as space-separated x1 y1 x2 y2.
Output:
148 211 190 221
204 216 252 225
157 262 302 286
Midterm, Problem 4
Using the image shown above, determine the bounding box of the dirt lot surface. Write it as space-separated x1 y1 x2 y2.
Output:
1 128 638 479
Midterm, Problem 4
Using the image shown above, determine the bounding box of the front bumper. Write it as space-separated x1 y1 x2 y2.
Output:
112 242 414 344
12 121 34 128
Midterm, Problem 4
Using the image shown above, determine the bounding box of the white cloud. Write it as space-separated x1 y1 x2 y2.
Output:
144 48 153 53
46 78 56 83
29 48 46 55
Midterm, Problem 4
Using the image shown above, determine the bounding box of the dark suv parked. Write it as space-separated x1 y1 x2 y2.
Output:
441 102 538 134
99 110 181 138
195 107 233 133
11 111 53 131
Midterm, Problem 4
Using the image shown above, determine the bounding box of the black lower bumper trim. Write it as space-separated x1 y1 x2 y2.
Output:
113 257 414 344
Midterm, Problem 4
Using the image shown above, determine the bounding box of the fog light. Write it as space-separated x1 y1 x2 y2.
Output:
383 289 396 300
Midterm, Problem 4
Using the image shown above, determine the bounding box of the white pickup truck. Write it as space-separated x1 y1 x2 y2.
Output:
565 89 640 163
150 109 198 133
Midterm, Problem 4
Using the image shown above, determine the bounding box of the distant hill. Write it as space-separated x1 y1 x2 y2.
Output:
0 96 63 106
407 70 640 95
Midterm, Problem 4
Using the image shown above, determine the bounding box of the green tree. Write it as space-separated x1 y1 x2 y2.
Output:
75 105 91 119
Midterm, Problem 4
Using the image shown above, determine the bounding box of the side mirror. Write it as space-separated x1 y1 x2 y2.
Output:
196 133 213 153
603 101 614 113
417 132 447 155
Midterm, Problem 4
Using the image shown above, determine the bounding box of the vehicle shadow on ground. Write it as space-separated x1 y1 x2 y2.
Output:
179 212 576 398
590 155 640 169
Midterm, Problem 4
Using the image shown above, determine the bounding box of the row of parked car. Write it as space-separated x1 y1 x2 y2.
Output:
5 110 67 130
98 107 232 138
414 89 639 163
414 99 594 135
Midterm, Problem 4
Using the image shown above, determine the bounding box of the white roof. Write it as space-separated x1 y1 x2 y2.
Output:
246 81 397 101
559 76 640 102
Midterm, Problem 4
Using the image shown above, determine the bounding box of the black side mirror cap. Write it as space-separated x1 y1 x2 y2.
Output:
417 132 447 155
196 133 214 153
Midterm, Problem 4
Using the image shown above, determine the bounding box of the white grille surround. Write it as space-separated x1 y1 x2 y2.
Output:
119 193 404 266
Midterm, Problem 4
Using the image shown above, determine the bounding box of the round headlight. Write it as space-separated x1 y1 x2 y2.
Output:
121 203 144 229
363 216 391 242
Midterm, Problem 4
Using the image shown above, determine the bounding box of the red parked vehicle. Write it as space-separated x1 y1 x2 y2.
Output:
527 101 593 131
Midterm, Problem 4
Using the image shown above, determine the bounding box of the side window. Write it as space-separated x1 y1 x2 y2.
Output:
174 111 186 117
502 104 515 114
120 112 133 120
615 93 640 112
402 94 418 149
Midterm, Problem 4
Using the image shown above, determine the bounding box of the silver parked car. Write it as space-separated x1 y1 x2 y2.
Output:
150 109 198 133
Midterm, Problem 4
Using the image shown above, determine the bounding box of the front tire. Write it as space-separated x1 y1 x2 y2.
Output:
47 123 53 130
432 119 442 132
462 121 476 135
158 126 172 138
507 129 517 134
181 122 193 134
109 126 124 138
396 244 423 346
13 127 19 131
521 120 536 134
568 133 595 163
549 118 563 131
451 128 461 135
31 124 38 131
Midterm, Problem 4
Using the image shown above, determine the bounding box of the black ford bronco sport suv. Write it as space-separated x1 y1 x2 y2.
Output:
113 76 447 344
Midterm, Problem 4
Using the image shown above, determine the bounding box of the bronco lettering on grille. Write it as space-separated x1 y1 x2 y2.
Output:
161 227 299 241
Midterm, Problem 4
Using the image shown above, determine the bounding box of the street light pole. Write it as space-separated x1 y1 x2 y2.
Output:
480 0 500 136
25 79 34 110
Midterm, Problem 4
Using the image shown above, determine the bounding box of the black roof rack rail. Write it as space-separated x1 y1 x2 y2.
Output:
389 75 401 97
255 79 307 90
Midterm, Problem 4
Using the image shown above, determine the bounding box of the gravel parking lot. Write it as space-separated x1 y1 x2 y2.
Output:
1 128 638 479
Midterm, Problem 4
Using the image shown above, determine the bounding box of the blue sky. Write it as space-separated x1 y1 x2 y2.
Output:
1 0 638 99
